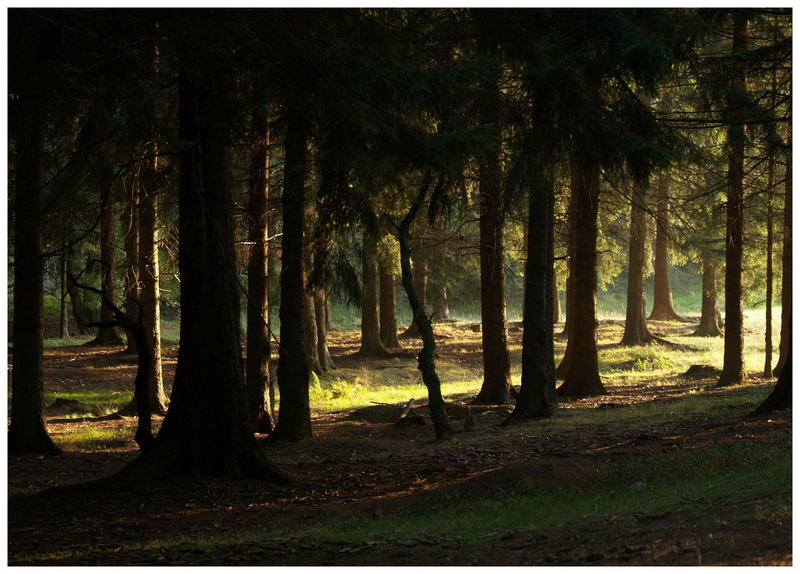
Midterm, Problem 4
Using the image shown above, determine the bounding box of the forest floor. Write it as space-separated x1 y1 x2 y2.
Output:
7 316 792 566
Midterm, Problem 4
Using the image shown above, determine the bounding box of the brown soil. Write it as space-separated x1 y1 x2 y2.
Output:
7 324 792 566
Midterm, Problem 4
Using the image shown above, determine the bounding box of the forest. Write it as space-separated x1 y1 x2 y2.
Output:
7 7 792 566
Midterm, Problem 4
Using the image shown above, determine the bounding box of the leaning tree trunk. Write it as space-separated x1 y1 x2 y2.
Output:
9 61 61 455
85 166 125 347
621 186 653 345
649 176 682 321
118 67 286 482
718 12 748 388
505 134 556 423
774 150 792 377
379 264 401 349
557 152 606 397
474 53 512 405
694 257 723 336
245 84 275 434
399 173 452 440
358 227 390 357
400 238 428 338
122 173 140 354
271 93 312 442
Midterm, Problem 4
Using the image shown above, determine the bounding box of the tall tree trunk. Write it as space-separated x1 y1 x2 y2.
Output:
315 290 335 371
120 67 286 482
694 257 723 336
271 94 312 442
9 59 61 455
59 252 70 339
505 138 556 423
86 167 124 346
303 233 322 375
399 174 452 440
379 265 401 349
430 223 449 322
775 148 792 376
122 174 140 353
718 12 748 387
557 153 606 397
555 165 579 379
649 176 682 321
359 228 389 357
245 84 274 434
621 186 653 345
474 51 512 404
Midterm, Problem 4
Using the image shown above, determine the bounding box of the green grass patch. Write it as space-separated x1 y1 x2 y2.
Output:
53 427 133 451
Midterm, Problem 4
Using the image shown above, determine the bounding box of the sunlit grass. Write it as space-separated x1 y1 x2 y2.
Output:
51 426 133 451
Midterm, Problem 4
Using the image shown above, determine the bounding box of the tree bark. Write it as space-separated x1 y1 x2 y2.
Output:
752 332 791 415
245 85 275 434
358 228 390 357
399 174 452 440
775 149 791 376
718 12 748 387
474 53 512 404
552 268 560 325
120 68 286 482
555 190 577 378
67 256 91 335
9 60 61 455
379 266 401 349
694 257 723 337
557 152 606 397
621 186 653 345
271 94 312 442
430 223 450 322
649 176 682 321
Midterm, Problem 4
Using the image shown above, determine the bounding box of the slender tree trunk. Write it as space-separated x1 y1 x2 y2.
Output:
649 176 682 321
474 52 511 404
122 175 140 353
718 12 748 387
245 85 274 434
271 94 312 442
552 268 560 325
775 148 792 377
379 265 401 348
359 228 389 357
555 191 576 378
120 67 286 482
430 223 449 322
621 186 653 345
505 140 556 422
59 252 70 339
694 257 723 337
137 152 167 413
303 234 322 375
315 290 335 371
557 152 606 397
399 174 452 440
9 66 61 455
763 146 775 377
